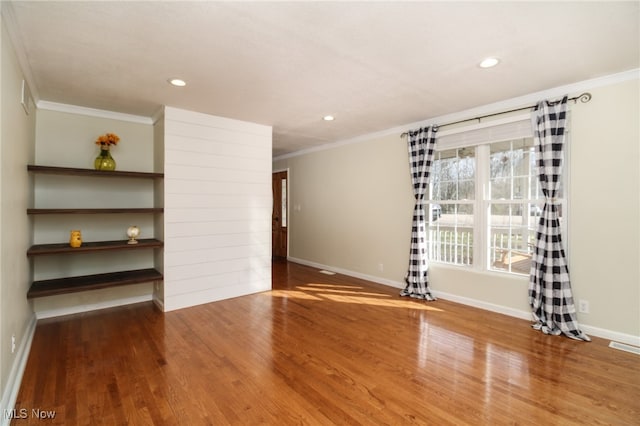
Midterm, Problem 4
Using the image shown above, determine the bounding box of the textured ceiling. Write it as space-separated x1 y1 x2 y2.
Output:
4 1 639 157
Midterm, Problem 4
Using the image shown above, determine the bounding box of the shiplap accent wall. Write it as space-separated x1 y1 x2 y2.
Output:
162 107 272 312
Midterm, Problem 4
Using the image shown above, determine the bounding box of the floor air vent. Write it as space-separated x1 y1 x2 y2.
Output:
609 341 640 355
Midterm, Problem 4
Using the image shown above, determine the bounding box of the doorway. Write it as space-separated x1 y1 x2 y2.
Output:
272 170 288 259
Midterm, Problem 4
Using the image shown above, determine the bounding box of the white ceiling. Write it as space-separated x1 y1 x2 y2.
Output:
4 1 639 157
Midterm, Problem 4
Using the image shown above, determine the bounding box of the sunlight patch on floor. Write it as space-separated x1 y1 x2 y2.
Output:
297 286 391 298
270 281 443 311
270 290 322 300
319 294 444 311
305 283 363 290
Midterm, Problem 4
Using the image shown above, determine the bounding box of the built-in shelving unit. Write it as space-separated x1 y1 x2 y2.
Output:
27 269 163 299
27 208 163 215
27 165 164 179
27 238 164 256
27 165 164 299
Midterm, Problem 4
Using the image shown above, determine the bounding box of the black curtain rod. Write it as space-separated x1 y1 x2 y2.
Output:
400 92 592 138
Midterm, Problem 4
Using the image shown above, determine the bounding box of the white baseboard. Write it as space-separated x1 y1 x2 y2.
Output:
163 280 270 312
287 257 406 289
152 294 165 312
286 257 640 347
430 289 533 321
580 325 640 347
0 314 37 426
35 294 153 319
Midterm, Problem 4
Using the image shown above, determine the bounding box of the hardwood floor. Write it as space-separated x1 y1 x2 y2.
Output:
13 260 640 425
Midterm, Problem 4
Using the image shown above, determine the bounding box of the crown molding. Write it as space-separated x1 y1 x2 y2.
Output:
273 68 640 162
37 101 153 125
151 106 165 125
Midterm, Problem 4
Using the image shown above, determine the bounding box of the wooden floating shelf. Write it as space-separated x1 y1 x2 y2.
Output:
27 208 163 215
27 268 163 299
28 165 164 179
27 239 163 257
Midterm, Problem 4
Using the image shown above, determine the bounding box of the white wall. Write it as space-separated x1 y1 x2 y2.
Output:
274 74 640 345
0 17 36 420
162 107 272 311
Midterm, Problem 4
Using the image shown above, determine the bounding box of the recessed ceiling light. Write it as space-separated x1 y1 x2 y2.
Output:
323 115 335 121
479 57 500 68
168 78 186 87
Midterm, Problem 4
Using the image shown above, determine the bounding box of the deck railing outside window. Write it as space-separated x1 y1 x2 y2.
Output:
428 227 535 274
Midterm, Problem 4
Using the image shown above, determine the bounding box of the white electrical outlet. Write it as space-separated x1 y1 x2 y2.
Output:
378 263 384 272
578 299 590 314
11 335 16 354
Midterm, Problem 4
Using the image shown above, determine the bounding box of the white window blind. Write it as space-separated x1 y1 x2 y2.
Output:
436 113 533 150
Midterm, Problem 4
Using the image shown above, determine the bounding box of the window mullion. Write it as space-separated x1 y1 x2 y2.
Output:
475 144 490 271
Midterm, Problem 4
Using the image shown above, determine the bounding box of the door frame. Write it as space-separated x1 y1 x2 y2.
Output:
272 167 290 259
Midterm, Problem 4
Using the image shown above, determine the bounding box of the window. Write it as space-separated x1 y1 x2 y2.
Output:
488 139 544 274
428 135 567 276
429 147 476 266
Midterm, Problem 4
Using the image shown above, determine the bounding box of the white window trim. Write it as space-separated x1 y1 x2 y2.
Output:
475 144 490 273
430 115 571 276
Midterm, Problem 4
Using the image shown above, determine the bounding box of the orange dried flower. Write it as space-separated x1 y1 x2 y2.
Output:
95 133 120 146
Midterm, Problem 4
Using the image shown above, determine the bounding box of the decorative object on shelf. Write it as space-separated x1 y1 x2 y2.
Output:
69 230 82 248
94 132 120 171
94 148 116 171
127 225 140 244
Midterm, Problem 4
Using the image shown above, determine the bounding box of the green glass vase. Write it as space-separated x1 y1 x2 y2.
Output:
94 148 116 171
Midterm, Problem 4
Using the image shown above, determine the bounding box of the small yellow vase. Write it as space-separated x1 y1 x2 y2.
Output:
69 230 82 248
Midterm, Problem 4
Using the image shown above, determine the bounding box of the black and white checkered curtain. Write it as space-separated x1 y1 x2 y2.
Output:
529 96 589 341
401 126 438 301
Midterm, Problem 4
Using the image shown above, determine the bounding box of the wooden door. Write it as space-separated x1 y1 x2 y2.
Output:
272 171 288 258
